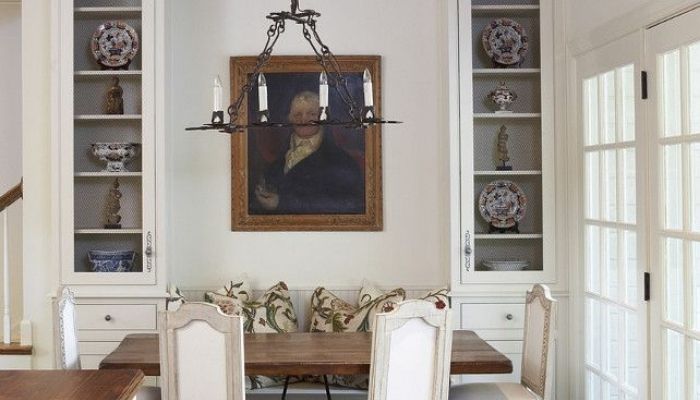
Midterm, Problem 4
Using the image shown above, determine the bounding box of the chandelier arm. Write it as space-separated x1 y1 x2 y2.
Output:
305 20 362 121
227 19 286 126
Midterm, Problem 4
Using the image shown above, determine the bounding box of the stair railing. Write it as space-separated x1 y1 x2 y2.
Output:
0 180 22 344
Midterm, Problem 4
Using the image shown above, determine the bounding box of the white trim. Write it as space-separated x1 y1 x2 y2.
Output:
568 0 700 56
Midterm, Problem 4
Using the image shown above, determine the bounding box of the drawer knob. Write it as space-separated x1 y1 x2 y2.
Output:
505 314 514 321
104 315 112 322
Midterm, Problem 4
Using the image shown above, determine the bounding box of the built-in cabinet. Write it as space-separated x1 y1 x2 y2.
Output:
54 0 166 372
448 0 561 387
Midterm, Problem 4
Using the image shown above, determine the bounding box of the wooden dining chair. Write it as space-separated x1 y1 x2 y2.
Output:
53 286 161 400
449 284 557 400
367 299 453 400
158 302 245 400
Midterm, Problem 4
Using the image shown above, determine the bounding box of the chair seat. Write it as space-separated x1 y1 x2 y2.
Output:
450 382 539 400
134 385 161 400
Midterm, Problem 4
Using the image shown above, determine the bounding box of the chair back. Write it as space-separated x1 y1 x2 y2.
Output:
53 286 81 370
368 299 452 400
520 284 557 399
159 302 245 400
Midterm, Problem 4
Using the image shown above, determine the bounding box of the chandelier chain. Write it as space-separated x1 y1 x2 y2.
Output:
227 18 286 127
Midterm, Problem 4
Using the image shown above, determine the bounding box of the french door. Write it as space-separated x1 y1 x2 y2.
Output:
578 32 647 400
646 8 700 399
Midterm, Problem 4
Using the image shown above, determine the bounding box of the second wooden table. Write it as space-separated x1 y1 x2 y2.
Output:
99 331 512 376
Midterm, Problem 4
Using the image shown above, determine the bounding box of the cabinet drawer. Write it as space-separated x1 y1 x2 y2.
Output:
76 304 157 330
460 304 524 330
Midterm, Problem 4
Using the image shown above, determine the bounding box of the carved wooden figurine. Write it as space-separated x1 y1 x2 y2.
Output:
496 125 512 171
106 77 124 115
105 178 122 229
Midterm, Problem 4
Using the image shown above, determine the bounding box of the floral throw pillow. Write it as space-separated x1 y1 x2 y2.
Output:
418 287 450 310
308 286 406 389
205 281 299 389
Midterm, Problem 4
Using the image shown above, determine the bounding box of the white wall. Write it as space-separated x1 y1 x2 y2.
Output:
21 0 55 367
0 1 23 341
166 0 451 289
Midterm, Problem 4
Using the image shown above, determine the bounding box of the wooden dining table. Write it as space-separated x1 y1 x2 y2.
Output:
0 369 144 400
99 330 512 376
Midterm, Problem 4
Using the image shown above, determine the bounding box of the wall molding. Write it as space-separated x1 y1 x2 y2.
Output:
568 0 700 56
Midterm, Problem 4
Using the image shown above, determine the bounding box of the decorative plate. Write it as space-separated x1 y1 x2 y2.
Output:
478 180 527 229
481 18 528 66
91 21 139 69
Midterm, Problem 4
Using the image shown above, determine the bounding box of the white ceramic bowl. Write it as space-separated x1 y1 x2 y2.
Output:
481 260 530 271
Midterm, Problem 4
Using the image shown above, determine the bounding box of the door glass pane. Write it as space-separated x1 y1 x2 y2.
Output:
624 230 638 305
585 77 600 146
692 143 700 232
622 148 636 224
694 241 700 331
620 65 636 141
606 304 620 378
601 71 617 143
604 150 618 221
663 50 682 137
586 225 602 294
625 311 639 390
695 340 700 399
689 42 700 134
666 329 685 399
587 370 602 400
605 228 619 300
663 144 683 230
586 152 601 219
587 298 602 367
604 380 620 400
665 237 684 324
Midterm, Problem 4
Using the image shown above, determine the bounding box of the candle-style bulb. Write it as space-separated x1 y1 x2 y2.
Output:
213 75 223 112
319 71 329 108
258 73 268 112
363 68 374 108
258 73 269 123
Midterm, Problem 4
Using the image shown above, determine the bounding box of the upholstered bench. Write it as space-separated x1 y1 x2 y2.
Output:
173 282 447 398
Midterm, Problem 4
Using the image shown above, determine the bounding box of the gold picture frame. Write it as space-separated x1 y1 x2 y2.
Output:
230 55 383 231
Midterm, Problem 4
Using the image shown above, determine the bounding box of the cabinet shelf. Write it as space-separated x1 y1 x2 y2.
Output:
74 172 142 178
74 115 142 120
474 170 542 176
74 7 142 15
74 70 142 77
471 5 540 14
473 68 541 75
474 113 541 119
474 234 543 240
75 229 143 235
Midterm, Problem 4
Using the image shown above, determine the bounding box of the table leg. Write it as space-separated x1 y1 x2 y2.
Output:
322 375 332 400
281 376 290 400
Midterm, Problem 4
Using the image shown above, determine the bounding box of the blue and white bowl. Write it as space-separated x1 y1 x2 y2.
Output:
88 250 136 272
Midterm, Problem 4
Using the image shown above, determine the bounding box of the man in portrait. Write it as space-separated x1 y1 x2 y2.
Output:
252 91 365 214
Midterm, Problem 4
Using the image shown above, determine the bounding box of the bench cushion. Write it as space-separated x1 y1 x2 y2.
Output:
205 281 299 389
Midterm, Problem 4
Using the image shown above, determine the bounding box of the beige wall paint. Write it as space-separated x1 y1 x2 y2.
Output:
166 0 451 289
21 0 55 368
0 1 23 342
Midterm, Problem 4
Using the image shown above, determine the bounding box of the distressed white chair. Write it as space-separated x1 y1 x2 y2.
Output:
449 284 557 400
158 302 245 400
368 299 453 400
53 287 161 400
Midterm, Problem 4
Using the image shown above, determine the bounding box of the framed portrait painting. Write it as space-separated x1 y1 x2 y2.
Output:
230 55 383 231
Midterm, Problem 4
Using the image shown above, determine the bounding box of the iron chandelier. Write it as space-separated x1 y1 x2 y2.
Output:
186 0 401 134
